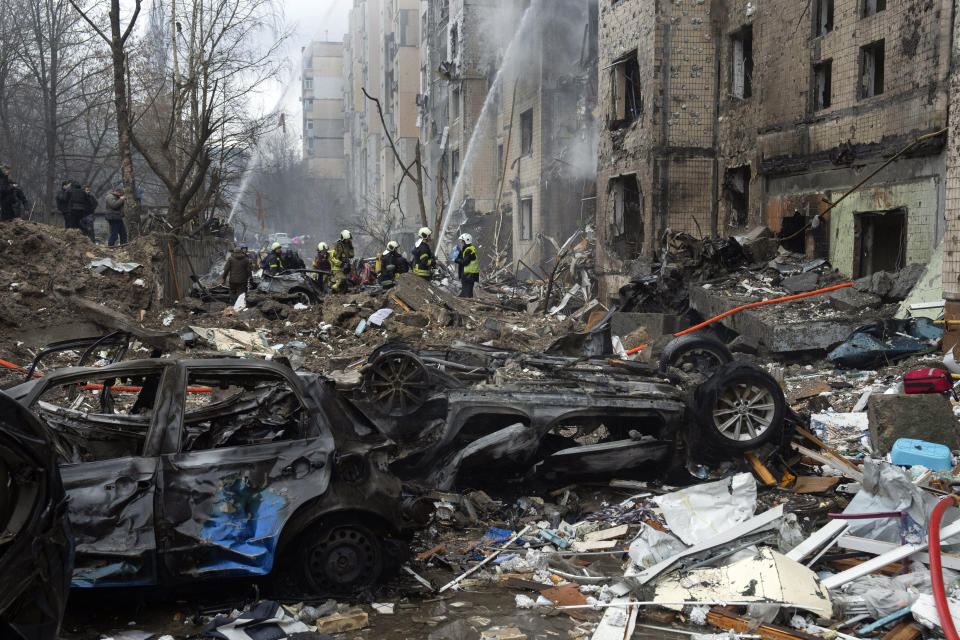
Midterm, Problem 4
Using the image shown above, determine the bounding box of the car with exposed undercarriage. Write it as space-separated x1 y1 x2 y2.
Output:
4 358 432 595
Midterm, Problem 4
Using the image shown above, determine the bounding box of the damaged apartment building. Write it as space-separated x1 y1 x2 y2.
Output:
595 0 954 299
342 0 599 271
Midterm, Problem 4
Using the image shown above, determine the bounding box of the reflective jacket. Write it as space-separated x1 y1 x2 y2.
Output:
330 240 354 273
461 244 479 275
266 251 285 275
412 239 434 277
377 249 410 284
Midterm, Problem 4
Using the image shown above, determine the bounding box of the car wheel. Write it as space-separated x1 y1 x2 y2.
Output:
299 522 384 596
693 362 784 452
290 288 313 306
363 351 430 416
659 334 733 377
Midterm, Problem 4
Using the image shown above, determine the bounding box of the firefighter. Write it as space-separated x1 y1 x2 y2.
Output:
265 242 285 275
412 227 435 280
312 242 332 289
376 240 410 289
455 233 480 298
330 230 355 293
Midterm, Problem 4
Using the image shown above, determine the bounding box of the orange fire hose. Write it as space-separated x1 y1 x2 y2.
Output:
623 282 854 355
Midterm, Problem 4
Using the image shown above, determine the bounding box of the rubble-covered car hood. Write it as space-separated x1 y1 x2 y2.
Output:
0 391 74 640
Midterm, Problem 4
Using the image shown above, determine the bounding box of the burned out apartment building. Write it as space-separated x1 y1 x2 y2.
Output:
596 0 954 299
341 0 598 270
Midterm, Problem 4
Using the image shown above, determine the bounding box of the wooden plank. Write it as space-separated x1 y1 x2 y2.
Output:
707 607 819 640
791 443 863 482
416 543 446 562
791 476 841 494
880 622 922 640
745 451 777 485
795 427 862 474
838 534 960 571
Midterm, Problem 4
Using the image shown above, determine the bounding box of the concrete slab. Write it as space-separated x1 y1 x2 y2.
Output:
689 286 860 353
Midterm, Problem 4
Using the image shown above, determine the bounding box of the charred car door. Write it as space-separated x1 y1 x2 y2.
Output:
156 362 334 580
25 364 173 588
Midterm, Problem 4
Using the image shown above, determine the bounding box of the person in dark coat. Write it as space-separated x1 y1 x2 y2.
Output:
80 186 97 241
0 165 16 221
221 243 254 303
56 181 71 227
66 182 88 232
9 184 28 219
104 186 127 246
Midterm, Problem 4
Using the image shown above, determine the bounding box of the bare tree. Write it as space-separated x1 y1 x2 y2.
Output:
68 0 143 234
128 0 288 229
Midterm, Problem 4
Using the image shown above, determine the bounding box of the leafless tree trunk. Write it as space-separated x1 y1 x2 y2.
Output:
68 0 143 236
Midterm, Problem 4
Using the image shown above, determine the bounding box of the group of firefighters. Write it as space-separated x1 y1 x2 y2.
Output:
221 226 480 302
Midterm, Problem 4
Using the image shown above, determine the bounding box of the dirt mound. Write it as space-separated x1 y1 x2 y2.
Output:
0 220 170 357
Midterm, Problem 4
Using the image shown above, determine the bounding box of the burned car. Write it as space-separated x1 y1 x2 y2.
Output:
0 391 73 640
5 359 430 595
349 339 789 489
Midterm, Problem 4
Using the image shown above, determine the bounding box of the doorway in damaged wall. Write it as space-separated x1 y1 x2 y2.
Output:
853 208 906 278
608 174 643 259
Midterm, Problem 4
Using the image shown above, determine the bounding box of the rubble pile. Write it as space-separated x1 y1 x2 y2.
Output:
6 220 960 640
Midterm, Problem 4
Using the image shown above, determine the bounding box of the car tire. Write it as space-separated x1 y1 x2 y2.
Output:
693 361 785 452
659 334 733 377
298 521 385 596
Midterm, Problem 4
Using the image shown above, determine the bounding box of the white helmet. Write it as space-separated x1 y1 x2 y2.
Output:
317 242 329 252
340 229 352 240
418 227 432 239
271 242 282 250
386 240 399 251
459 233 473 244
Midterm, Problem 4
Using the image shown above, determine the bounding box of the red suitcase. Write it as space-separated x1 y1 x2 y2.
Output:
903 368 953 394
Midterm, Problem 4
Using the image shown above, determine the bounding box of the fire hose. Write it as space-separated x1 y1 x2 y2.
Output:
930 494 960 640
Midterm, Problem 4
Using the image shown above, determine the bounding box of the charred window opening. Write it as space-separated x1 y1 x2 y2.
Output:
853 209 906 278
449 23 458 59
496 143 504 181
723 166 751 227
451 148 460 184
182 372 306 452
451 85 460 120
815 0 834 35
859 40 885 99
730 26 754 99
519 197 533 241
609 50 641 130
520 109 533 155
438 0 449 23
814 60 832 110
608 174 643 260
34 373 163 462
862 0 886 18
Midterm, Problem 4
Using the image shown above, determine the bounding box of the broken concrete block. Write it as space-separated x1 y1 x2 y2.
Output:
728 335 760 355
571 540 617 552
888 263 927 301
782 272 819 294
828 287 882 312
854 270 895 298
314 608 369 634
583 524 629 542
868 394 958 455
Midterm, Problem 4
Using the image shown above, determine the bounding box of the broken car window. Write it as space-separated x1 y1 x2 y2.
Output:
182 371 306 452
33 373 161 462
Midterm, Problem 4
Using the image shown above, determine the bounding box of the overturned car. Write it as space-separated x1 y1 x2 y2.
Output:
349 337 790 490
4 359 430 595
